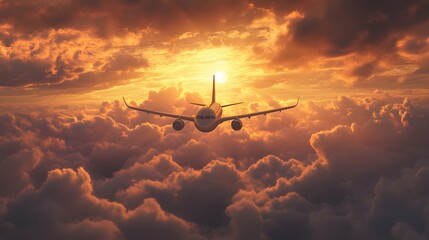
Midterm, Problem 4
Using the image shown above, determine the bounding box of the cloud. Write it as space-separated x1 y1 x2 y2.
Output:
60 219 122 240
245 155 304 188
0 29 148 92
1 0 429 237
257 0 429 89
120 198 201 240
3 168 124 240
0 84 429 239
349 60 379 78
0 148 43 196
272 0 429 58
0 0 256 37
1 0 427 95
369 160 429 238
95 154 182 199
117 160 242 228
3 167 201 240
0 58 60 87
226 199 266 240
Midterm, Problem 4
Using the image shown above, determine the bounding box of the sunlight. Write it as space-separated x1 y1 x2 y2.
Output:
215 71 227 83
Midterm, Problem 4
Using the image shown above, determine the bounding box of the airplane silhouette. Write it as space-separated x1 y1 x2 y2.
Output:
123 75 299 132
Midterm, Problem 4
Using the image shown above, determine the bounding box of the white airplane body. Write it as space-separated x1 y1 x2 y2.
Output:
123 75 299 132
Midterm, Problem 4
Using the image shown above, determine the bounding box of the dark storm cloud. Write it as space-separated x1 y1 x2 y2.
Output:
0 42 149 91
107 50 149 72
285 0 428 53
0 0 255 37
0 58 61 87
268 0 429 73
349 60 379 78
1 85 429 239
402 37 428 54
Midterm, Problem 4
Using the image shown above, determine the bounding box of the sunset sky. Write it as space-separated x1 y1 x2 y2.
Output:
1 0 429 239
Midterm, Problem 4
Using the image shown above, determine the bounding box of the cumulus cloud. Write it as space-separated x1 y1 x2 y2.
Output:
0 148 43 196
1 84 429 239
116 160 242 228
2 167 202 240
1 0 429 238
226 199 266 240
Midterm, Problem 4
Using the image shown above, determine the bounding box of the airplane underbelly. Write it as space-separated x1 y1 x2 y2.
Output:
194 121 219 132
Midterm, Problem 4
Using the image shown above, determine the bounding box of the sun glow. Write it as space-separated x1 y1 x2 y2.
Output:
215 71 227 83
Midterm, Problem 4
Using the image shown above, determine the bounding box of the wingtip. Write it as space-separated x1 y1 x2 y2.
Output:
122 96 129 107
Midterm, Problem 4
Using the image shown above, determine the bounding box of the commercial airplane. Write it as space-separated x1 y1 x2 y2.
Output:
123 75 299 132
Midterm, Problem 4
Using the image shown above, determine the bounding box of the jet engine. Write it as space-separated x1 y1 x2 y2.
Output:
231 118 242 131
172 119 185 131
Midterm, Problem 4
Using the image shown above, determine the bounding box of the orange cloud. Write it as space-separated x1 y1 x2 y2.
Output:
1 1 429 239
1 86 429 239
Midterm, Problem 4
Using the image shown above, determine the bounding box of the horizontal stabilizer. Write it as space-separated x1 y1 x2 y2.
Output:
222 102 244 107
190 102 206 107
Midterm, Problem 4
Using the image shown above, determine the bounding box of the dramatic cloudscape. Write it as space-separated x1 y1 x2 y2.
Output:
1 0 429 239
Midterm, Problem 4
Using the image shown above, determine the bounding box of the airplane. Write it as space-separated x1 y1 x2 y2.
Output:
122 75 299 132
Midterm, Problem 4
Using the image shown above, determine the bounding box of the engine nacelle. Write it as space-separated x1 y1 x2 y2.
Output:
172 119 185 131
231 118 242 131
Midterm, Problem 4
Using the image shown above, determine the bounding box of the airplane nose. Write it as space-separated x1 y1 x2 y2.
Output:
195 108 216 127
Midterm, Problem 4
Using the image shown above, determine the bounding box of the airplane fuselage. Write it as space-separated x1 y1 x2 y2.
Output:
194 103 223 132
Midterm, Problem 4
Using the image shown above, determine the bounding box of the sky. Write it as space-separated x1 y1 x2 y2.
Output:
0 0 429 239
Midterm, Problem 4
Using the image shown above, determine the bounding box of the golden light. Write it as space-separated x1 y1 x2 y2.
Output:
215 71 227 83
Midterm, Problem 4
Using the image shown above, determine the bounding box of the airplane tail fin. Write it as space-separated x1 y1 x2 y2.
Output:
211 75 216 104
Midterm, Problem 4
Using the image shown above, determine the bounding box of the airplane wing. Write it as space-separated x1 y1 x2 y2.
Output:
219 97 299 122
122 97 194 121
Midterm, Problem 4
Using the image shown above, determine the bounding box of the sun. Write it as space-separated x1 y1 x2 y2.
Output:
215 71 227 83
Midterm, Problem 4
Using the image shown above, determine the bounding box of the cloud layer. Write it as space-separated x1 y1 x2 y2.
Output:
0 0 428 94
1 0 429 239
1 86 428 239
